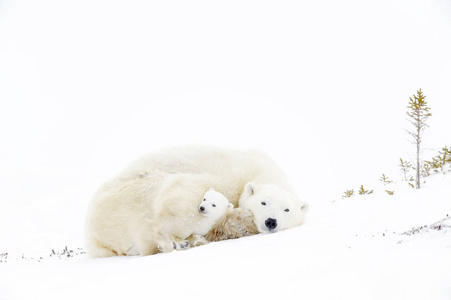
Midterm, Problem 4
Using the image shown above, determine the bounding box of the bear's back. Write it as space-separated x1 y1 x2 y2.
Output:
123 144 274 178
121 144 296 204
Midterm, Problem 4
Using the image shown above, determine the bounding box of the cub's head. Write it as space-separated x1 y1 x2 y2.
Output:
199 188 234 221
238 182 309 233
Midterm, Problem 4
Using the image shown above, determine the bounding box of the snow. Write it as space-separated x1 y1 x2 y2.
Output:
1 0 451 299
1 173 450 300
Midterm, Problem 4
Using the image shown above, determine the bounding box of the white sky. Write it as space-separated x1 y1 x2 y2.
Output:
0 0 450 204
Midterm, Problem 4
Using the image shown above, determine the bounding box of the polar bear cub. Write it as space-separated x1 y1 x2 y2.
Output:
199 188 233 223
126 188 233 255
195 188 234 236
164 188 233 252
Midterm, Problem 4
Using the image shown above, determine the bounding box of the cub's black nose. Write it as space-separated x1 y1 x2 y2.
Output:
265 218 278 230
200 206 205 212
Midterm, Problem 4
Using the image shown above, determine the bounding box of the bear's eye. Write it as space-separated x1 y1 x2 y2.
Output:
284 208 290 212
203 198 206 201
212 204 216 207
261 202 266 206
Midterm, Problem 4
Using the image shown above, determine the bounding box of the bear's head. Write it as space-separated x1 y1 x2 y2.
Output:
199 188 234 221
238 182 309 233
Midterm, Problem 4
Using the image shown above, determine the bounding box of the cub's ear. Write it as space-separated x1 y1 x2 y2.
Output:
227 203 234 210
300 202 309 214
209 188 215 192
243 182 257 196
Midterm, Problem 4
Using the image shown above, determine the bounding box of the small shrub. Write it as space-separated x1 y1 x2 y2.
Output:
342 189 354 199
422 161 432 177
426 146 451 174
379 174 393 185
399 158 413 181
358 185 373 195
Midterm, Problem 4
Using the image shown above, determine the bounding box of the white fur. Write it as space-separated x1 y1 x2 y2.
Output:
239 182 309 233
199 188 234 226
85 144 308 257
126 188 231 255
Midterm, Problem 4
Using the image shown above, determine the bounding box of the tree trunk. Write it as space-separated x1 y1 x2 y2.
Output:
416 140 420 189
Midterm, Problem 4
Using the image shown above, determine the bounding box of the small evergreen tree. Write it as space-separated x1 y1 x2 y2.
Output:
436 146 451 173
358 185 373 195
422 161 432 177
399 158 412 181
379 174 393 185
427 146 451 174
443 146 451 162
342 189 354 199
406 89 431 189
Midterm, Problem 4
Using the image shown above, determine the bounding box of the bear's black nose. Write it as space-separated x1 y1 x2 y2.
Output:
265 218 278 230
200 206 205 212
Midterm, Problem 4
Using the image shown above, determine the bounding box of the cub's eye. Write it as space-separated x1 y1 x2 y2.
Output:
284 208 290 212
203 199 206 201
261 202 266 206
212 204 216 207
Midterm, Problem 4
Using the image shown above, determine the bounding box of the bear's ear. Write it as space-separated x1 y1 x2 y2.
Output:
209 187 215 192
300 202 309 214
228 203 234 210
244 182 257 196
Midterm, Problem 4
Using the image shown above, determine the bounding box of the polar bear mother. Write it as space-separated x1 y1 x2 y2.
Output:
85 145 309 257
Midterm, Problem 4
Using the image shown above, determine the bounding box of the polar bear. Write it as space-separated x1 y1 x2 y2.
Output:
238 182 306 233
85 144 308 257
204 183 305 241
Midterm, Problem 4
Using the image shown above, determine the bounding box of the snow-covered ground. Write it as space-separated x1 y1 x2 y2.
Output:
1 0 451 299
1 173 450 300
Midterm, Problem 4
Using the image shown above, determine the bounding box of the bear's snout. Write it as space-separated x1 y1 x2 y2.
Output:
265 218 278 231
199 206 205 213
